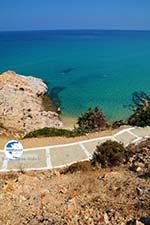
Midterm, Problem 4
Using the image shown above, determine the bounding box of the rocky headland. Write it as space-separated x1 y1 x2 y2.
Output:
0 71 63 137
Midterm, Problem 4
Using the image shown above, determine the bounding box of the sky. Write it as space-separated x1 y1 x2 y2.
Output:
0 0 150 31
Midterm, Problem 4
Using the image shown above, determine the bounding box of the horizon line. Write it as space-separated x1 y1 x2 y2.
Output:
0 28 150 32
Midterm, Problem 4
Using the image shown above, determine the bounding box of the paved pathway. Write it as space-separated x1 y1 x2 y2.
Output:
0 126 150 172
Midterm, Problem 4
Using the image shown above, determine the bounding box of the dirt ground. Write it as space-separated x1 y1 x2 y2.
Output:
0 136 149 225
0 161 149 225
0 126 128 149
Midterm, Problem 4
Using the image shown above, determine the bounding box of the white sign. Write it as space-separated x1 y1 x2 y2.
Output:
4 140 23 160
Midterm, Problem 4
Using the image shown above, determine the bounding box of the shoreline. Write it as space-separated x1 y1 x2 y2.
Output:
0 71 130 149
60 114 77 129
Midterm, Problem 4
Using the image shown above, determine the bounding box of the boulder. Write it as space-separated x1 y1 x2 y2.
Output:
0 71 63 136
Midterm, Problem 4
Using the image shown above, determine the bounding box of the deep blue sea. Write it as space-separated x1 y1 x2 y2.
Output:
0 30 150 122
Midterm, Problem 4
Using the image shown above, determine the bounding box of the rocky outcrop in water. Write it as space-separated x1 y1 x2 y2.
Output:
0 71 63 136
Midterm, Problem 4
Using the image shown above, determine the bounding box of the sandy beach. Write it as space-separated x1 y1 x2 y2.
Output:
60 114 77 129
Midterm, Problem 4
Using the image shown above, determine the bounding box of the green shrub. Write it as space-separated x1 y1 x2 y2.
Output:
91 140 126 167
24 107 108 138
77 106 107 133
128 92 150 127
128 106 150 127
23 127 85 139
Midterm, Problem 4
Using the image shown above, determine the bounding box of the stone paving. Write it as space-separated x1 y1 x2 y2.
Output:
0 126 150 172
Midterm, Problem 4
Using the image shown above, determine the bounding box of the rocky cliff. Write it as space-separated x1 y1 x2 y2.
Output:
0 71 63 136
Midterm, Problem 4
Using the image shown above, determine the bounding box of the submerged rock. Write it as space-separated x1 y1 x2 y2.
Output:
0 71 63 136
59 67 75 75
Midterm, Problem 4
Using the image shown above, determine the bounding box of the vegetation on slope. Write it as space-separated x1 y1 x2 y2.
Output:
24 127 83 138
91 140 126 167
24 107 107 138
77 106 107 133
128 91 150 127
24 92 150 138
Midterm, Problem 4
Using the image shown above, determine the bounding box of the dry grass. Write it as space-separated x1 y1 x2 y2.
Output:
0 162 149 225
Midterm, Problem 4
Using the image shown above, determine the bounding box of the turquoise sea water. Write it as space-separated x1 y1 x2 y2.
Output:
0 30 150 122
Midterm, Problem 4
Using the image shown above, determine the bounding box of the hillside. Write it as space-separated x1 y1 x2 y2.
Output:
0 139 149 225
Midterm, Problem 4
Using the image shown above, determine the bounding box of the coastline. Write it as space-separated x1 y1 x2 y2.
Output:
0 70 79 137
42 93 78 129
60 114 77 130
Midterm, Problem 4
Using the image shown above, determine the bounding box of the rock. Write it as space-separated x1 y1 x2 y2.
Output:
104 171 124 180
140 217 150 225
0 193 5 200
137 222 145 225
104 212 109 224
103 209 126 225
0 71 63 136
135 185 150 214
126 220 145 225
56 107 61 114
19 195 27 202
136 185 147 197
136 166 143 172
127 140 150 175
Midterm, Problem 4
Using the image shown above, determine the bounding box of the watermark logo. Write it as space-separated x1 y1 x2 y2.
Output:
4 140 23 160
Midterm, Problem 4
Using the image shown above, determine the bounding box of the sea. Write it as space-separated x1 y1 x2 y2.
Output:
0 30 150 122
